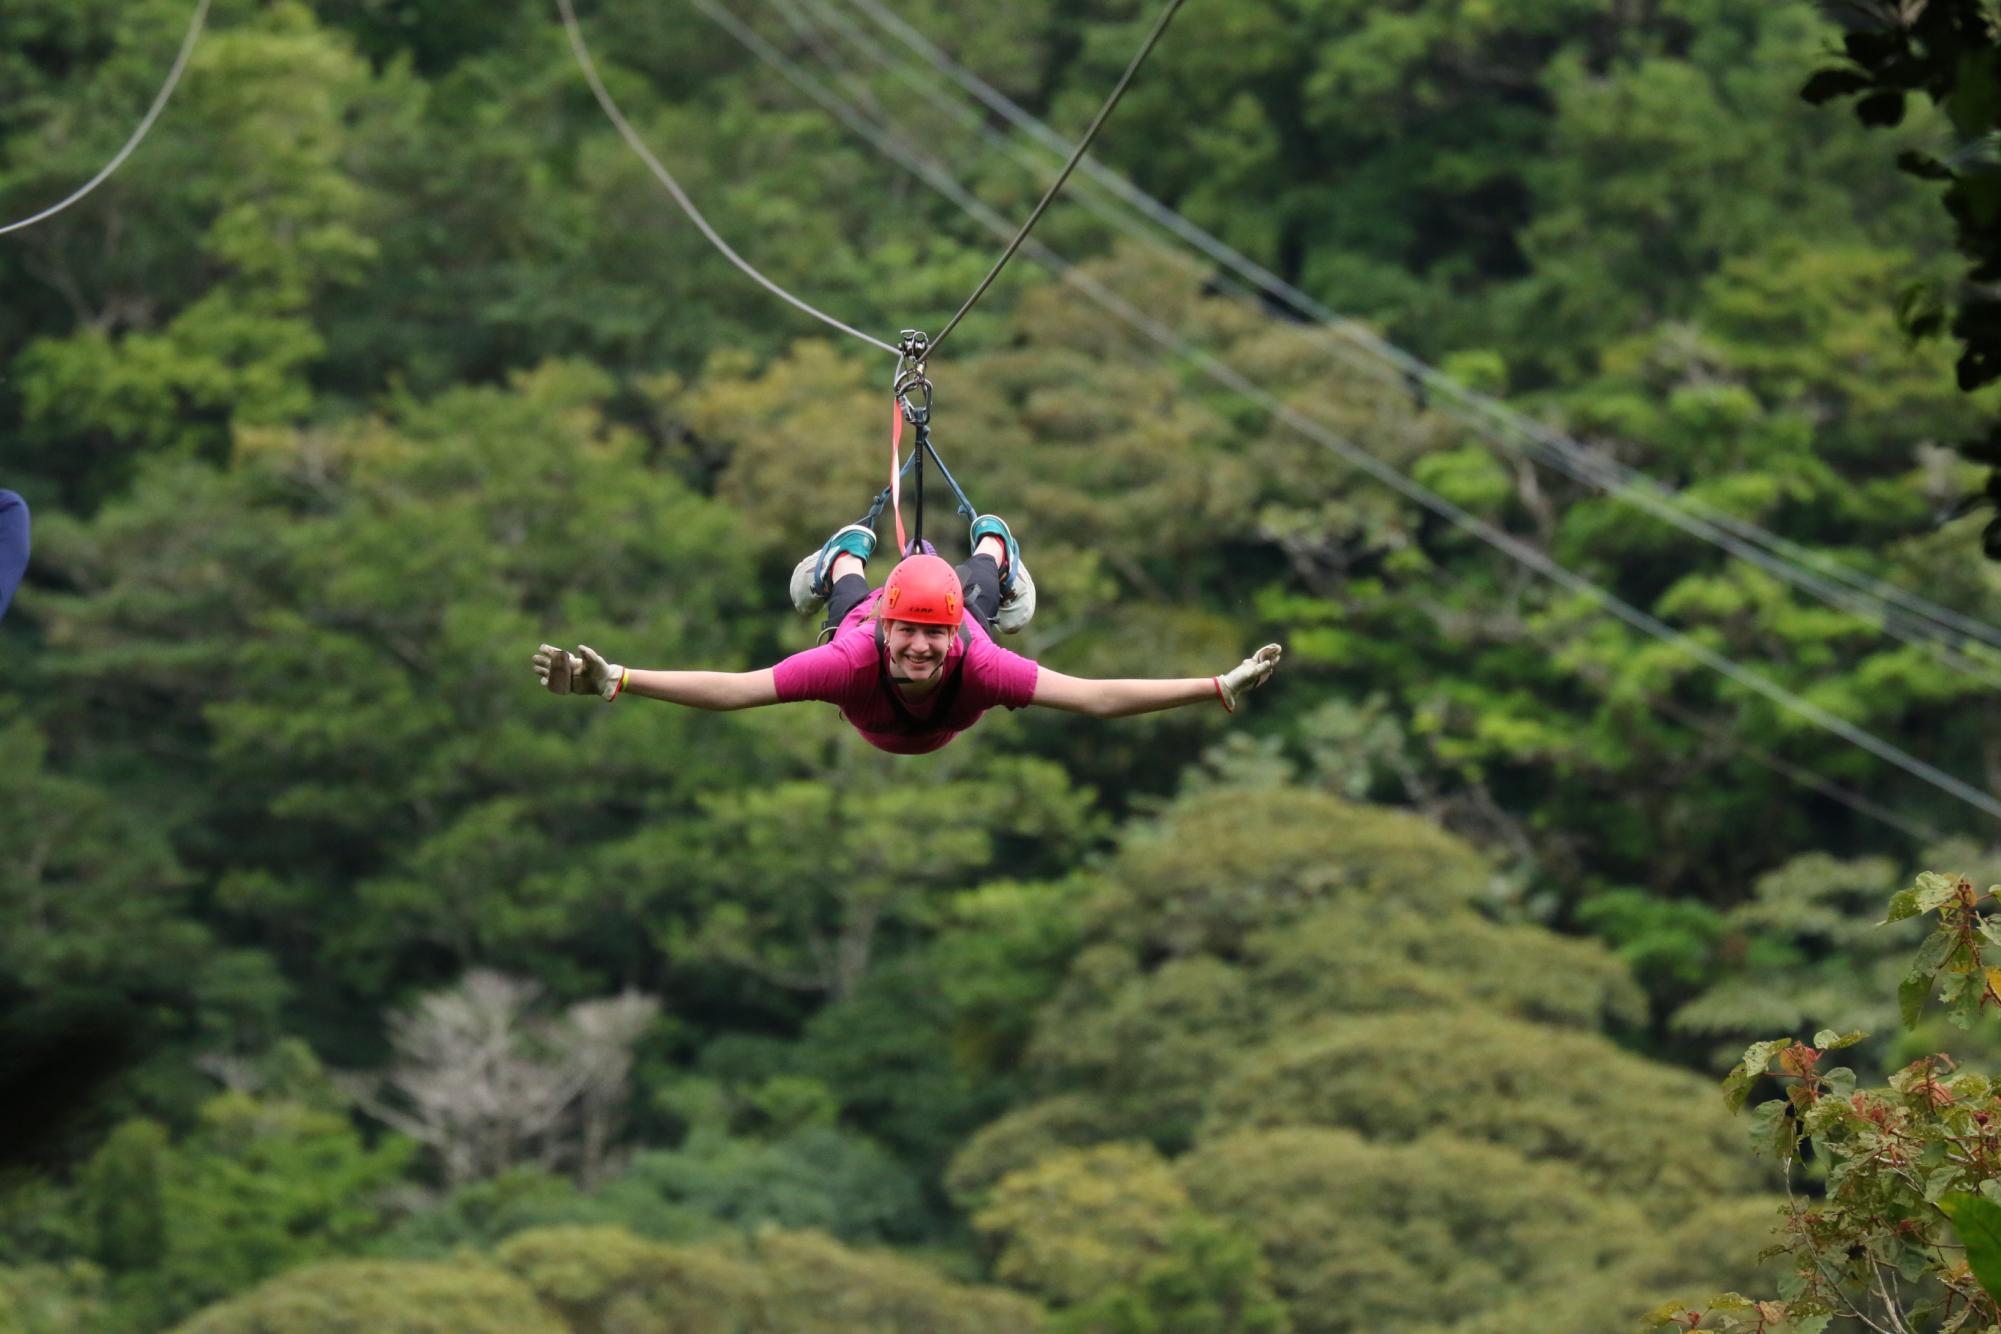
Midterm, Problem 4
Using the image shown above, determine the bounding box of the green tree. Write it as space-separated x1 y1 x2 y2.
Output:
1654 868 2001 1332
968 1140 1291 1332
613 1127 931 1245
80 1121 167 1274
138 1091 410 1328
1183 1128 1776 1334
1201 1009 1747 1204
977 785 1647 1155
1083 787 1494 958
11 1 386 509
0 1260 107 1334
1669 849 1926 1068
671 753 1099 1004
31 363 766 1044
492 1224 1046 1332
799 939 1057 1178
945 1095 1124 1213
1495 5 1948 381
1 722 200 1007
170 1259 562 1334
491 1225 757 1333
42 1072 413 1332
0 717 286 1149
946 777 1786 1331
972 1144 1190 1307
1799 0 2001 555
1052 1215 1291 1334
368 1168 633 1260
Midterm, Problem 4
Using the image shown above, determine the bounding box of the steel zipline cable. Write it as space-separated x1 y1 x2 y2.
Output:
824 0 2001 661
0 0 211 238
555 0 1184 363
922 0 1186 358
780 0 2001 693
694 0 2001 831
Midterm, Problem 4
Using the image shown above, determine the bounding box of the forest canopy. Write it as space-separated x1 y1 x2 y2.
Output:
2 0 1998 1330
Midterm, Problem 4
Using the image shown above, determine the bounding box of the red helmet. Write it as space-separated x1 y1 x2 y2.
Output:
880 554 963 626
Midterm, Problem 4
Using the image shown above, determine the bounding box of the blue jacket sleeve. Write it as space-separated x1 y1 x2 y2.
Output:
0 490 31 623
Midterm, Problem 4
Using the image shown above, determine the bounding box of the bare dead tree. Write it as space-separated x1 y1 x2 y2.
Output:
346 971 658 1189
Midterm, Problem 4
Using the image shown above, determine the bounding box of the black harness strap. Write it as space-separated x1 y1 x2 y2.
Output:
873 619 973 736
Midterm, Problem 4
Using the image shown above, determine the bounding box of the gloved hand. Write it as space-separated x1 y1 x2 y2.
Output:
1215 644 1282 713
533 643 628 701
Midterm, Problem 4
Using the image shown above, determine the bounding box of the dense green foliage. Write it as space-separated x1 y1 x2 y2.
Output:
1801 0 2001 552
1656 870 2001 1333
3 0 1999 1329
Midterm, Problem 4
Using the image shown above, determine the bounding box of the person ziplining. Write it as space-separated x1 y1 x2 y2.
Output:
532 505 1282 754
535 335 1280 750
534 0 1281 748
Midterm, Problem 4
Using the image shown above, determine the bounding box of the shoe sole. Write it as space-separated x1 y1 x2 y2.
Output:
789 551 827 614
791 524 877 614
994 558 1035 633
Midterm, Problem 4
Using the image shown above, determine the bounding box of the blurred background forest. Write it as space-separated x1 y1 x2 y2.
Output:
3 0 2000 1329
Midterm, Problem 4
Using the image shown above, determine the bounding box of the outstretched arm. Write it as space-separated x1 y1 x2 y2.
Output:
533 644 781 711
624 667 780 711
1030 645 1282 719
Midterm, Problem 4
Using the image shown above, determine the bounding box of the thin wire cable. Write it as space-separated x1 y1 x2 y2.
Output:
924 0 1186 358
697 0 2000 830
1630 681 1944 845
832 0 2001 655
837 0 2001 655
553 0 898 355
0 0 211 238
788 0 2001 692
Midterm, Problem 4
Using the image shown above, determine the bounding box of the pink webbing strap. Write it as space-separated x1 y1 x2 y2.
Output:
889 396 908 556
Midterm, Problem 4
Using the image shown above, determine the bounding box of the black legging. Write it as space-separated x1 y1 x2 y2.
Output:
825 553 1001 636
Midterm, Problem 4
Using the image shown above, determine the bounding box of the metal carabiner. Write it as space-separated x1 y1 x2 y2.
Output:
895 373 933 425
893 329 933 421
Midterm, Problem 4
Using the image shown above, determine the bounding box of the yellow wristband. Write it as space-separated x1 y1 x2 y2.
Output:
608 666 629 702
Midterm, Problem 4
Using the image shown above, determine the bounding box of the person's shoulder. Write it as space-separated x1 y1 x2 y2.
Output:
827 624 882 669
968 629 1033 666
778 616 878 666
965 630 1038 704
772 626 877 704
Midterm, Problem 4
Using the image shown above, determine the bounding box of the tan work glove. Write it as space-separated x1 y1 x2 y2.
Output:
1215 644 1282 713
533 643 628 701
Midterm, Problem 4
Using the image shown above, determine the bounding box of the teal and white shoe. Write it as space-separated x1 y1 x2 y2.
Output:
970 514 1035 634
789 522 876 614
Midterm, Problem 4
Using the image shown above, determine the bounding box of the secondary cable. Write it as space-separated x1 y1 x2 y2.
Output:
829 0 2001 657
0 0 211 238
789 0 2001 691
696 0 2001 828
554 0 899 355
923 0 1186 359
558 0 1184 362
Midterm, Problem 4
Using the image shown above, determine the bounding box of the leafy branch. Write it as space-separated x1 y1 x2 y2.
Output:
1649 872 2001 1333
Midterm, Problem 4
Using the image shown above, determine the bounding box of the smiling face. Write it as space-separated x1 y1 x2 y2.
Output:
882 619 957 684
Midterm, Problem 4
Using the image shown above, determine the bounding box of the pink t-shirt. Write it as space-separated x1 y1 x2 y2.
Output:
772 588 1040 754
